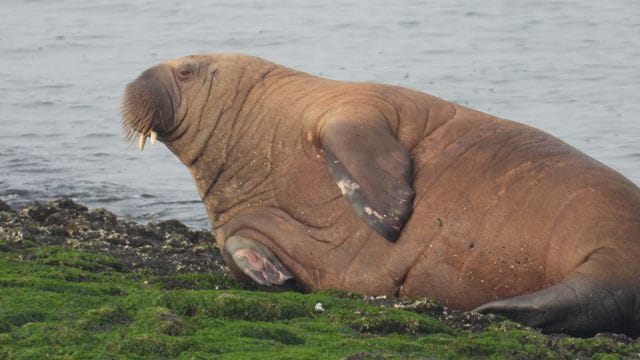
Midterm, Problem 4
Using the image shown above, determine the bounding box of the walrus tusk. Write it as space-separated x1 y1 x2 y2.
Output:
150 130 158 145
138 133 147 151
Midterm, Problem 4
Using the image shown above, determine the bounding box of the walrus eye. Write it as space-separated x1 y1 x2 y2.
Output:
177 66 193 81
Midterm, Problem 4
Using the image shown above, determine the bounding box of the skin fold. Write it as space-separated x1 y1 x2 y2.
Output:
122 53 640 335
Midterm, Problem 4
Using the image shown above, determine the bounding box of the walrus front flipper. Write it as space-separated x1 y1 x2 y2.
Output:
223 235 296 290
320 116 415 242
473 275 637 335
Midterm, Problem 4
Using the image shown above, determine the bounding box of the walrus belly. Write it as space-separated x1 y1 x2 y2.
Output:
398 110 640 310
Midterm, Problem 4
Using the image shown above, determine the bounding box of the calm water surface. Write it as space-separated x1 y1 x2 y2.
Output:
1 0 639 228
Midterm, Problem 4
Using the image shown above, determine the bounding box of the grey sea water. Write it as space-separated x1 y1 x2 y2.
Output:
1 0 639 229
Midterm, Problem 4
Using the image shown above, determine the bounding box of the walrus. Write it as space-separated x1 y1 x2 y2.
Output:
121 53 640 335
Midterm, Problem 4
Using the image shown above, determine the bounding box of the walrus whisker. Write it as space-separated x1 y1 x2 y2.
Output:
121 87 158 145
121 74 177 147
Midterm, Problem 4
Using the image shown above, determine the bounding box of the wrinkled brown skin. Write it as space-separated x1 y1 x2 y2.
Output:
122 54 640 334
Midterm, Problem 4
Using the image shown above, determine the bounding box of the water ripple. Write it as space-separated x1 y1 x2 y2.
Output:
1 0 638 228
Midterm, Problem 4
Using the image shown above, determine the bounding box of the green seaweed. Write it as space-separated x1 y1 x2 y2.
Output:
2 200 640 359
150 273 241 291
32 246 127 272
3 247 639 359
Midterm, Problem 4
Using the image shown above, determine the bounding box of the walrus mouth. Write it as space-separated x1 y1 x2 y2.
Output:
121 68 176 151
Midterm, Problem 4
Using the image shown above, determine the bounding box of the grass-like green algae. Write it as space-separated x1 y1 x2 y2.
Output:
1 199 639 359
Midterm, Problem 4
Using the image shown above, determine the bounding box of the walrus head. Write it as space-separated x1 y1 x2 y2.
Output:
121 55 226 162
121 54 278 165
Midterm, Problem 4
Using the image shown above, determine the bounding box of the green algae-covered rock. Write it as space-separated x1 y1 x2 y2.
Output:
1 199 639 359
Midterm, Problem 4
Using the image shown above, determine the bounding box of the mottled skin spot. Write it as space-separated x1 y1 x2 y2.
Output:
337 180 360 196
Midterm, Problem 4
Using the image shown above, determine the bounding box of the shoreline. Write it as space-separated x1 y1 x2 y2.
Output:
0 198 225 276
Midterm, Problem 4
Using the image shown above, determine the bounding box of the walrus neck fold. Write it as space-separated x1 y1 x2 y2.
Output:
185 103 282 229
169 63 286 228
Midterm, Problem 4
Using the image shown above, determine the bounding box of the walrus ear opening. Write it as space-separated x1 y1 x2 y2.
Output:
222 235 298 292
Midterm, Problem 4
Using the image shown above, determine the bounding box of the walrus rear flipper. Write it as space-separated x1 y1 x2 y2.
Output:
473 275 638 335
320 116 415 242
223 235 297 291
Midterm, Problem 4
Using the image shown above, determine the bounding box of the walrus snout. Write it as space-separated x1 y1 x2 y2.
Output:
121 65 178 150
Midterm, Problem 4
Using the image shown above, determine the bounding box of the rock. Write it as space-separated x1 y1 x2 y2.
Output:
0 198 226 275
0 199 12 213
